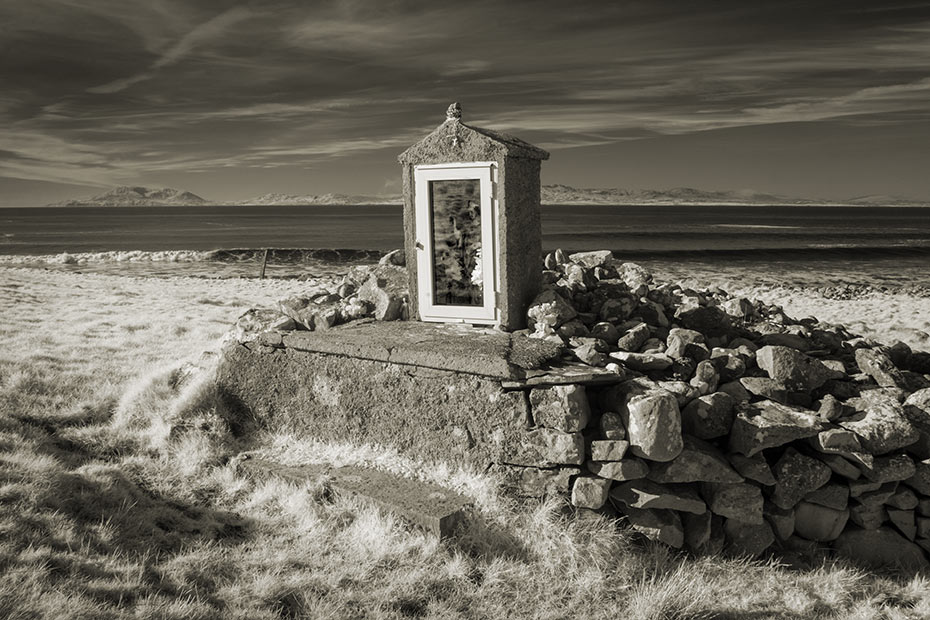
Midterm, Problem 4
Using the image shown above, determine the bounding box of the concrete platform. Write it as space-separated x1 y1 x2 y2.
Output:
239 457 470 538
280 320 563 380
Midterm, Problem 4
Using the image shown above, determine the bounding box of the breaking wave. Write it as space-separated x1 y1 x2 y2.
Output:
0 248 384 266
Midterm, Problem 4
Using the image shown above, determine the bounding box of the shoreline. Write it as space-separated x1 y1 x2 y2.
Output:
3 260 929 352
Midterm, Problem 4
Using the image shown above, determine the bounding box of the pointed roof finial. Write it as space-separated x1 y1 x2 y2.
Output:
446 102 462 121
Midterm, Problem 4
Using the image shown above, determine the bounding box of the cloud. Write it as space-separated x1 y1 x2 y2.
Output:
86 5 252 94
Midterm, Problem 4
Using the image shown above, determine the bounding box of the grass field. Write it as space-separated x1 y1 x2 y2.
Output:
1 266 929 619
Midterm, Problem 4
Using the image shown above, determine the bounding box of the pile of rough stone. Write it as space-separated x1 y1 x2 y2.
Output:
523 249 930 569
229 248 410 343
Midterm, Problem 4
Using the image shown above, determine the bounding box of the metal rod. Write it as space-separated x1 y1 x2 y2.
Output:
259 248 269 279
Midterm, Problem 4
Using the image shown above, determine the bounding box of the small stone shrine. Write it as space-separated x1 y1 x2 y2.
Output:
398 103 549 329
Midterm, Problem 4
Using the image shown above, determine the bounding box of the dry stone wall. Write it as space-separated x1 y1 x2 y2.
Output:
222 247 930 570
509 249 930 570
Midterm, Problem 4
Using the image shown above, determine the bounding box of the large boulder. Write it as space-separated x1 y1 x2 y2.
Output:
725 519 775 557
621 389 683 462
571 476 612 509
703 482 764 523
903 388 930 459
357 264 408 321
755 345 844 392
834 527 929 570
840 394 919 454
729 400 825 457
771 448 832 509
855 348 905 388
647 435 743 484
794 501 848 541
530 384 591 432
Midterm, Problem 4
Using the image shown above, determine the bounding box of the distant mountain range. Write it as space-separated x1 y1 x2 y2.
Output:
47 184 926 207
50 186 209 207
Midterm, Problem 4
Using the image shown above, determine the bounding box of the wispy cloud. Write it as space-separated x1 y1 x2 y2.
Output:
86 6 252 94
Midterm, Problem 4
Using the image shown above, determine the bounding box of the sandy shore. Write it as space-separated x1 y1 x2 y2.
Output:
2 264 929 362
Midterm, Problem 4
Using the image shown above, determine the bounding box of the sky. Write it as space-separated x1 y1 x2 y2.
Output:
2 0 930 205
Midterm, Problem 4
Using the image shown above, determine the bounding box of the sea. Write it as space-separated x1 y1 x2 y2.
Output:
1 204 929 292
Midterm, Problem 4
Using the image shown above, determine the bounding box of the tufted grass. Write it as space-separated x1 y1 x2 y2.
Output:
1 267 929 619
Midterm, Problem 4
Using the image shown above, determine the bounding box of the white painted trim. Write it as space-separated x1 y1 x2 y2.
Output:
414 163 497 324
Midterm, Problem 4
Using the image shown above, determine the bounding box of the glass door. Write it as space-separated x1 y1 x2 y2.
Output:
414 162 496 323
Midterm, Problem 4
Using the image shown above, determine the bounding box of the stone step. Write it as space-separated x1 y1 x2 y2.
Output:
238 457 471 538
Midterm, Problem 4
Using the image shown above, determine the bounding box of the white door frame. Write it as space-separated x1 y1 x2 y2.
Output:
414 162 498 324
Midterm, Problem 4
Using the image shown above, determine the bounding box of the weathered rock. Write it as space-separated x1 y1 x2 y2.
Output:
608 351 673 371
666 328 707 360
904 459 930 494
680 392 735 440
888 508 917 540
855 482 899 508
840 395 919 454
572 342 609 366
903 388 930 459
834 527 928 570
887 486 919 510
725 519 774 557
497 465 580 497
598 412 625 439
587 458 649 481
794 501 848 542
765 502 795 540
855 348 905 388
598 295 637 323
357 264 407 321
569 250 613 268
557 319 589 339
571 476 612 509
816 453 861 480
590 440 629 462
618 506 684 548
690 360 720 395
677 306 733 338
704 482 764 523
658 381 701 407
721 297 754 319
804 483 849 511
739 377 790 404
816 394 847 422
616 323 651 353
859 453 915 484
718 380 752 403
507 428 584 467
811 428 864 454
530 384 591 432
614 261 653 291
849 503 886 529
621 389 683 462
848 478 881 498
526 289 577 331
729 400 825 457
771 448 832 510
755 345 843 392
590 322 620 345
710 351 747 383
647 436 743 484
610 480 706 514
729 452 776 486
760 332 811 351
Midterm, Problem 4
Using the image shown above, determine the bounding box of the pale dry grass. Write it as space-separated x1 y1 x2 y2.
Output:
1 266 929 619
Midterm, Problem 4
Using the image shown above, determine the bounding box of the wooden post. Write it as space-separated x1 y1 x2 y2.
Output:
259 248 269 279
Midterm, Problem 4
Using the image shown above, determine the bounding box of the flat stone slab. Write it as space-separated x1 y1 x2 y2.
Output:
281 321 562 380
502 363 626 389
240 457 471 538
